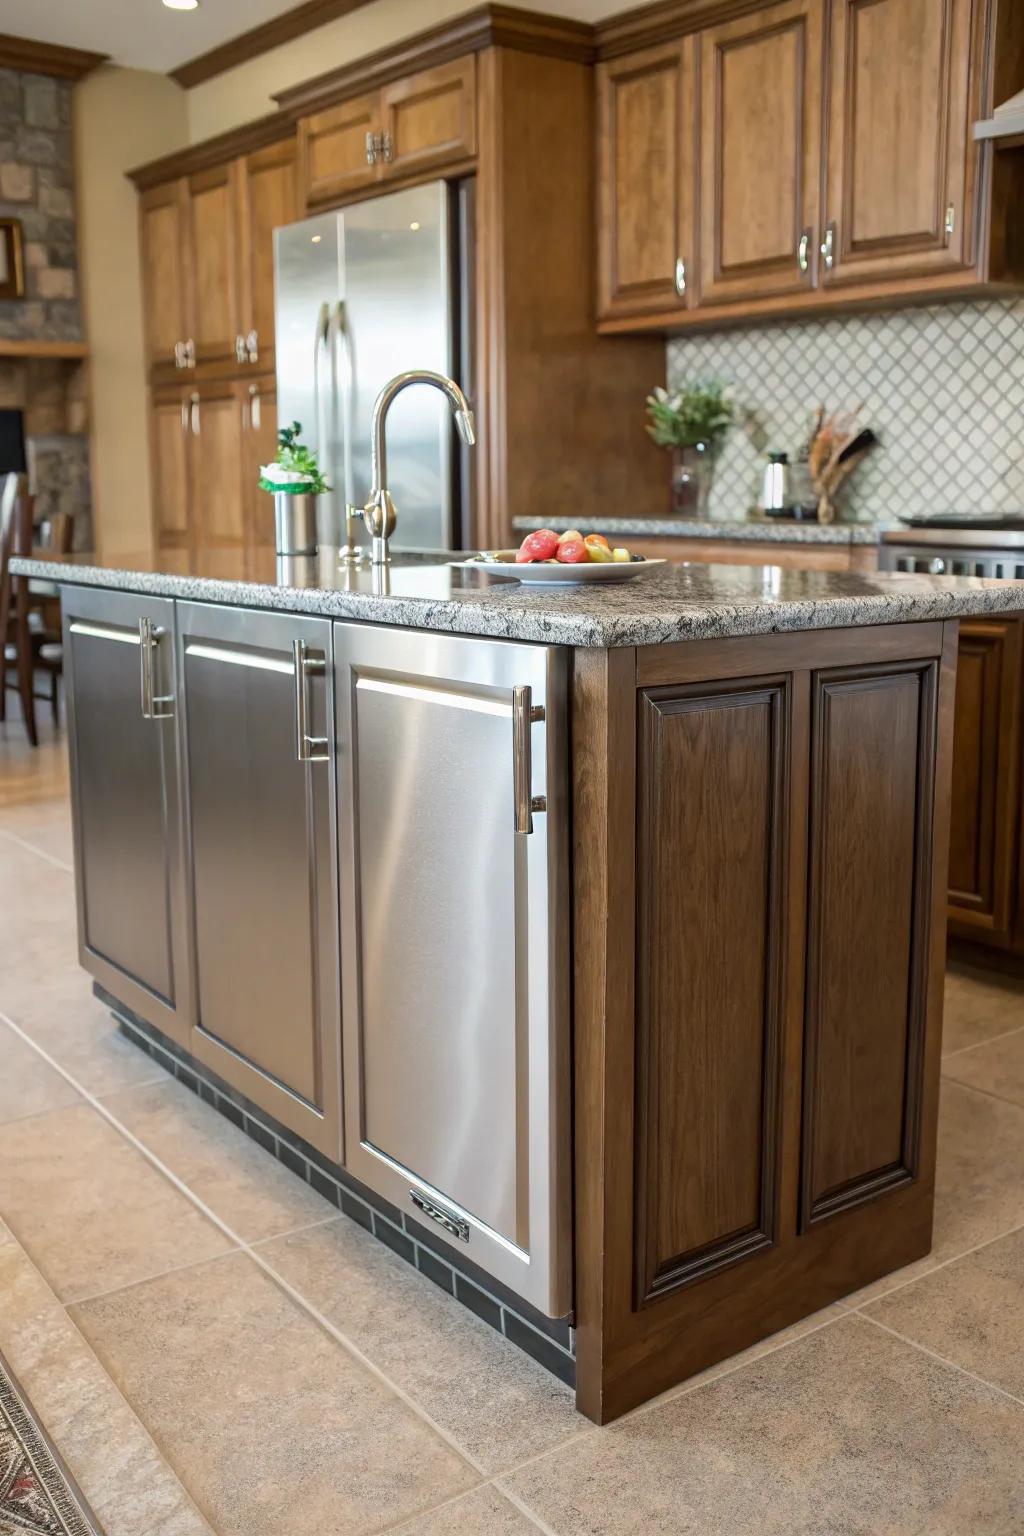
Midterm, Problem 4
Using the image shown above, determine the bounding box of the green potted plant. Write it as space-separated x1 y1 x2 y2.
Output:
646 382 735 518
259 422 330 555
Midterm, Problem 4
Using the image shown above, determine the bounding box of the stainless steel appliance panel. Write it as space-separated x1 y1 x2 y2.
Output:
177 603 342 1157
335 622 571 1316
62 586 191 1046
274 182 454 551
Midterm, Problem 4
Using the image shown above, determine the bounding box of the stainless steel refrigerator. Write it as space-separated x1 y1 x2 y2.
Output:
273 179 473 554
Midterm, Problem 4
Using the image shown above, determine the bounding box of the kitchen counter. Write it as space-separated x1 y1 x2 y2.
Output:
13 545 1024 648
512 515 885 545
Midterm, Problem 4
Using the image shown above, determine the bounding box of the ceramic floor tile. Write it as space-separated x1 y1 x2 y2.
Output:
0 1017 82 1124
943 962 1024 1056
500 1315 1024 1536
0 798 74 867
0 1221 213 1536
0 1102 234 1302
391 1485 540 1534
258 1217 580 1475
71 1250 479 1536
655 1304 847 1401
863 1227 1024 1402
101 1078 335 1242
842 1078 1024 1306
943 1026 1024 1109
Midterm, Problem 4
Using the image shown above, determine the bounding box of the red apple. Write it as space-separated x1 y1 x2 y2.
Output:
556 535 588 564
516 528 560 563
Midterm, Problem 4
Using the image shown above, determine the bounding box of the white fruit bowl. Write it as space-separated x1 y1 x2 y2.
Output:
454 552 667 585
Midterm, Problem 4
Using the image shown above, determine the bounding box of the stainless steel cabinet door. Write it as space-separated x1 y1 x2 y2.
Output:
62 586 191 1046
177 603 342 1158
335 622 570 1316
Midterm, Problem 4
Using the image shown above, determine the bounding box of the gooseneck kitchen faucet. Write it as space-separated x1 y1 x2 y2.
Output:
363 370 476 566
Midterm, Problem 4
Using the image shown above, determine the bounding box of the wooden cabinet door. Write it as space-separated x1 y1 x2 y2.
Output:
380 56 477 180
150 387 191 552
596 41 694 320
239 375 278 555
948 618 1023 947
823 0 972 286
187 381 246 550
298 92 381 209
697 0 824 307
237 140 297 373
140 181 189 377
185 163 242 368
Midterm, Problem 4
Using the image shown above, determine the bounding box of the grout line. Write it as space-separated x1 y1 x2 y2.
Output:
0 1005 491 1482
854 1311 1024 1412
942 1021 1024 1061
65 1244 242 1311
842 1216 1024 1311
0 825 74 874
247 1212 346 1247
939 1074 1024 1115
494 1483 562 1535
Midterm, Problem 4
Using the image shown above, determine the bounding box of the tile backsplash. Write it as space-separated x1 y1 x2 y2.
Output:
666 297 1024 524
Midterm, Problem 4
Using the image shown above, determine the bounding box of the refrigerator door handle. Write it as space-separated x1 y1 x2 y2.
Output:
334 301 356 514
312 301 331 470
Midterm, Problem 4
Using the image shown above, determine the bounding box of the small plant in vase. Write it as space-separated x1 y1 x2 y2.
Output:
646 383 735 518
259 422 329 556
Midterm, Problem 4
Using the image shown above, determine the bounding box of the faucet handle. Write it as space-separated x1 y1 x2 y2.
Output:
363 487 397 566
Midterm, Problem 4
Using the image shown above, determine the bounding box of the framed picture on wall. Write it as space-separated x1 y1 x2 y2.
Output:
0 219 25 300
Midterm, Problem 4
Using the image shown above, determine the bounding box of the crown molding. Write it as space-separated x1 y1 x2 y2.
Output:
0 32 108 81
127 111 294 191
170 0 379 90
594 0 770 58
273 4 594 118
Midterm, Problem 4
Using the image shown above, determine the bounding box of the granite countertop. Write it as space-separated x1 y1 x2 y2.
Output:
15 547 1024 649
512 515 885 546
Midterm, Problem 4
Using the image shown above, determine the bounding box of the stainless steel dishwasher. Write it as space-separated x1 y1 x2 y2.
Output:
335 622 571 1317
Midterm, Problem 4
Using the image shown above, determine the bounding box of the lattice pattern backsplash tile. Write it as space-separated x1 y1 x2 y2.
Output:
666 297 1024 523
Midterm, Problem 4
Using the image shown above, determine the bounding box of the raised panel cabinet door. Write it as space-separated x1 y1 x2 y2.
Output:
237 139 297 372
948 617 1023 946
185 162 242 368
239 375 278 558
139 180 189 376
298 93 381 209
150 388 191 552
802 660 938 1227
186 384 245 550
823 0 972 285
379 56 477 179
62 586 191 1048
596 41 694 319
634 678 789 1302
177 603 342 1158
697 0 824 306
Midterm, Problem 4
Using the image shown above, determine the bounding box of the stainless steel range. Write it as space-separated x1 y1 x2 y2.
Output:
880 514 1024 579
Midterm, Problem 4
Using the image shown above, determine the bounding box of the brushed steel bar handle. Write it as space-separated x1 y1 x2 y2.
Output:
139 618 173 720
797 231 811 273
820 222 835 271
513 684 546 834
292 639 329 763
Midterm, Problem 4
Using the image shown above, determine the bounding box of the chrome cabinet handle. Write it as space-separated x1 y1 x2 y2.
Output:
182 338 195 368
235 334 247 364
797 231 811 273
292 639 329 763
380 130 394 164
512 684 546 834
820 223 835 271
139 618 174 720
365 130 377 165
248 382 261 432
246 328 258 364
945 203 956 238
674 257 687 298
189 393 200 434
174 340 186 369
180 398 188 432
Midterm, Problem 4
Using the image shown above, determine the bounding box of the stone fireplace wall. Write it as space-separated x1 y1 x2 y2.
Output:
0 66 90 544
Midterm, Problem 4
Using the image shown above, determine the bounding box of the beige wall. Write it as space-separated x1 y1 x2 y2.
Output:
186 0 626 141
74 66 188 554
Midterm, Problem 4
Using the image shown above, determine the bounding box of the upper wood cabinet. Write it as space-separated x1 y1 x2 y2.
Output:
186 163 242 370
823 0 972 286
237 141 297 372
596 41 694 319
140 182 189 377
298 58 477 210
696 0 823 306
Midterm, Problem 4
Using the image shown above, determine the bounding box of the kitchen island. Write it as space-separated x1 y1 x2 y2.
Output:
15 546 1024 1424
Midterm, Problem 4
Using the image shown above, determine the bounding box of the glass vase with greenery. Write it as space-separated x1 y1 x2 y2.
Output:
646 383 735 518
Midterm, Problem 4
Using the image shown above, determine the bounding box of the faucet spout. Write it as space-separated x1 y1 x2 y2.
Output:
363 370 475 566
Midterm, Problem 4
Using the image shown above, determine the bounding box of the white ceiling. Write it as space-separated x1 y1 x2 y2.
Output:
0 0 309 73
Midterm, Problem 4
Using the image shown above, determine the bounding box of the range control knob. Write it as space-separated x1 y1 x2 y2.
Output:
928 557 947 575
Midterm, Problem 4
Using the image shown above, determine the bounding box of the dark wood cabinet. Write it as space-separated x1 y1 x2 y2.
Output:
696 0 823 307
573 622 956 1422
823 0 973 288
948 617 1024 949
596 41 694 319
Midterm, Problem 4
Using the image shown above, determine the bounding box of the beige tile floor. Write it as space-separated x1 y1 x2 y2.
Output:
3 712 1024 1533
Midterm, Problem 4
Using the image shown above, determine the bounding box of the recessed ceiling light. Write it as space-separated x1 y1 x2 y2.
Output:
163 0 199 11
409 221 421 231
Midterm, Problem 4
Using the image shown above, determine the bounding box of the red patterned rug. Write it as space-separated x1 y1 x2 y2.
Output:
0 1350 100 1535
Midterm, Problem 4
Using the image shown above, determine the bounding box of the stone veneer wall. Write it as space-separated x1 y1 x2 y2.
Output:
0 66 90 544
666 296 1024 524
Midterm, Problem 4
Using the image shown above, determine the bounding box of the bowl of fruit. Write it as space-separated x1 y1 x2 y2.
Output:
456 529 666 584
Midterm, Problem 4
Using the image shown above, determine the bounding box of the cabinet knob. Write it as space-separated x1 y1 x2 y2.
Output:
246 328 258 364
380 130 394 164
235 334 247 364
945 204 956 238
174 340 186 370
674 257 687 298
365 130 377 165
820 223 836 271
797 231 811 274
